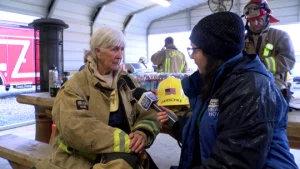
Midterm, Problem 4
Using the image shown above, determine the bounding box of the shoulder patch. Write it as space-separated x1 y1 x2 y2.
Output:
76 100 88 110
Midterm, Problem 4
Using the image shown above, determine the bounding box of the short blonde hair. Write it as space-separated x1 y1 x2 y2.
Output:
89 26 125 63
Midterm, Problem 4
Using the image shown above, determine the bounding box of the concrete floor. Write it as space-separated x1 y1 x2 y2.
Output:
0 124 299 169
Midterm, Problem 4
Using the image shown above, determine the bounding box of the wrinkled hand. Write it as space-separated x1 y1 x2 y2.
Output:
157 106 177 127
129 132 146 153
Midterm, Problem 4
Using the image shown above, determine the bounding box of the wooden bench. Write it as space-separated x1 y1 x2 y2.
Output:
0 134 52 169
287 111 300 149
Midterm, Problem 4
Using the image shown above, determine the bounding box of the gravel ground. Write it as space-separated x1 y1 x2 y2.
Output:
0 86 35 127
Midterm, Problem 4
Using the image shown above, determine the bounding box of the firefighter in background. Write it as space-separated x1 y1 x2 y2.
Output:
156 76 190 140
35 26 160 169
151 37 187 73
242 0 295 101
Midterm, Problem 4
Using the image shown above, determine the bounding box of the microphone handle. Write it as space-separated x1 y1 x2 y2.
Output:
152 104 162 112
152 104 177 128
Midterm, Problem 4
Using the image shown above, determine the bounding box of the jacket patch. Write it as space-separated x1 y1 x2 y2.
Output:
76 100 88 110
208 99 219 117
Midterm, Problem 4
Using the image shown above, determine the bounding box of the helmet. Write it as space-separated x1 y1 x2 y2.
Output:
156 76 189 106
243 0 279 23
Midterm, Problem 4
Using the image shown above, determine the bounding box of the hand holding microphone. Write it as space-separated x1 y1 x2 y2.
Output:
157 106 178 129
133 87 178 128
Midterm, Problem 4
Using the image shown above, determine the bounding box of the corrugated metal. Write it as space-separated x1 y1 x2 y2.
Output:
1 0 299 70
0 0 49 17
63 22 90 71
149 0 300 35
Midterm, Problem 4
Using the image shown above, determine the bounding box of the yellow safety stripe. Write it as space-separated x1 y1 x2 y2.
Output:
263 43 274 57
58 138 74 154
113 128 131 153
179 61 185 73
263 48 270 57
134 120 159 135
265 57 276 74
58 137 97 161
164 58 168 73
164 58 171 73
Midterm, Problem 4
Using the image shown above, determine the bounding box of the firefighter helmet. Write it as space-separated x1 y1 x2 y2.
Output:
243 0 279 23
157 76 189 106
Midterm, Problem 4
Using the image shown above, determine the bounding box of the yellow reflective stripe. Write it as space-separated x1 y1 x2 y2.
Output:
167 58 170 73
164 57 168 72
164 58 170 73
263 48 270 57
58 137 96 161
265 58 271 71
124 134 131 153
114 129 121 152
58 137 74 154
114 129 131 153
265 57 276 74
270 57 276 74
179 61 185 73
265 43 273 50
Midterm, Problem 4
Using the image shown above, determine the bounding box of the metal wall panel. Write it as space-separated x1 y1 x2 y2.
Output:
0 0 49 17
124 16 149 63
149 0 300 35
62 22 90 71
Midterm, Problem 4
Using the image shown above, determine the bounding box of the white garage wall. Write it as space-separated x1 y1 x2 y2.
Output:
149 0 300 34
52 0 93 71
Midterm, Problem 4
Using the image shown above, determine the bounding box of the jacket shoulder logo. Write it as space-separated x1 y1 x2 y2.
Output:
208 99 219 117
76 100 88 110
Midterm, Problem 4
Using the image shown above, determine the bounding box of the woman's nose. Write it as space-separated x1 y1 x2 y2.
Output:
116 49 123 58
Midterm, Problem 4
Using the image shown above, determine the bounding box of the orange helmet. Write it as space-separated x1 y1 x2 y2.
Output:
243 0 279 23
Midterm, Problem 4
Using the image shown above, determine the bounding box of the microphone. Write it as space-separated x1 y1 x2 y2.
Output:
133 87 178 128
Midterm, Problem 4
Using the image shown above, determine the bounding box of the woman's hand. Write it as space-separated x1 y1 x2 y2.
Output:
157 106 177 124
129 132 146 153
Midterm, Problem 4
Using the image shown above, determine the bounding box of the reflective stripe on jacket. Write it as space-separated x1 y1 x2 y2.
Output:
151 46 187 73
35 57 160 169
244 27 295 82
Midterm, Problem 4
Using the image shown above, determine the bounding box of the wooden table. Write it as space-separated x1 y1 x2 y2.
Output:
16 92 300 149
16 92 54 144
287 111 300 149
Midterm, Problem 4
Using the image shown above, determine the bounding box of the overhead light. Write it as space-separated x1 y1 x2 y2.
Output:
151 0 171 7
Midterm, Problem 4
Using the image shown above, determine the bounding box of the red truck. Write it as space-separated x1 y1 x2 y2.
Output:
0 26 39 91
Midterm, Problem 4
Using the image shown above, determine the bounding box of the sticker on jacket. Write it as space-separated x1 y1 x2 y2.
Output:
76 100 88 110
208 99 219 117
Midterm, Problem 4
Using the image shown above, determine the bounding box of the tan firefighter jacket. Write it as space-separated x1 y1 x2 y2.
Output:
35 58 160 169
244 27 295 88
151 45 187 73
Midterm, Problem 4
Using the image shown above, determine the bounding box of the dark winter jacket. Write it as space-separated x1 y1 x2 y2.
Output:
178 52 297 169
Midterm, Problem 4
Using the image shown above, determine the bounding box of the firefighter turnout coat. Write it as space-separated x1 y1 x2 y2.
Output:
244 27 295 87
151 45 187 73
35 58 160 169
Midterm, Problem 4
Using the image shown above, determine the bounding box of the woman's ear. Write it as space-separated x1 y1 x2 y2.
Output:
95 47 101 59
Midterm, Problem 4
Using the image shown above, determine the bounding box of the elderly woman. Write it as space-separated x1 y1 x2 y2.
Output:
35 26 160 169
158 12 297 169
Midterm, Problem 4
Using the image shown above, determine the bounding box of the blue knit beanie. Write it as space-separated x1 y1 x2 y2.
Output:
190 12 245 61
